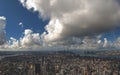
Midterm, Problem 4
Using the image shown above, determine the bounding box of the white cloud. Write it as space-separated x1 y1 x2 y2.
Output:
18 22 23 28
24 29 32 35
97 40 101 44
0 16 6 45
78 36 102 50
8 37 20 48
20 0 120 43
1 29 42 49
103 38 108 47
113 37 120 49
18 0 120 50
20 29 41 48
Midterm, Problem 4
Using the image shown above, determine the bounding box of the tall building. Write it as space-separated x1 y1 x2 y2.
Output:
28 63 41 75
35 64 41 75
28 56 47 75
28 64 35 75
41 56 48 75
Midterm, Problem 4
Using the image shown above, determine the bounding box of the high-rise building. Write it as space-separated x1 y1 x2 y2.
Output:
35 64 41 75
41 56 48 75
28 64 35 75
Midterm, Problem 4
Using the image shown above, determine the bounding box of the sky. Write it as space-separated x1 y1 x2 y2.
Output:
0 0 120 50
0 0 49 39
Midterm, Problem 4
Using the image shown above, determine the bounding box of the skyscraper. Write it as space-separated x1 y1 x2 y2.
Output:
28 64 35 75
35 64 41 75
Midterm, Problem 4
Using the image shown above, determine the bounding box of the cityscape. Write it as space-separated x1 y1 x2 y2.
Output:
0 50 120 75
0 0 120 75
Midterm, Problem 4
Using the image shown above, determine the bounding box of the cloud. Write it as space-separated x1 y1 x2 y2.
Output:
4 29 41 49
0 16 6 45
0 0 113 50
20 29 41 48
113 37 120 49
8 37 20 48
18 22 23 28
0 16 111 50
103 38 108 47
20 0 120 44
76 36 103 50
